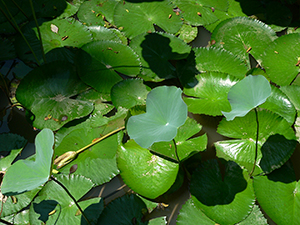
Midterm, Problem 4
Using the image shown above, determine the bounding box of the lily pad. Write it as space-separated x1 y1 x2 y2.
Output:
253 163 300 225
1 129 54 195
261 33 300 86
190 159 255 225
127 86 187 149
280 85 300 111
97 194 147 224
111 79 150 109
183 72 239 116
194 47 248 78
76 40 140 94
117 140 179 199
176 23 198 43
114 1 182 38
130 32 191 80
15 61 94 131
222 75 271 121
211 17 277 66
216 110 297 174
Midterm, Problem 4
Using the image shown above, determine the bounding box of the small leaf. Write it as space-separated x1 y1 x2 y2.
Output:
1 129 54 195
222 75 271 121
127 86 187 149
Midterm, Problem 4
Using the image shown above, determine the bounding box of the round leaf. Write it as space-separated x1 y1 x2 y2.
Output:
127 86 187 149
16 61 94 131
190 159 255 225
117 140 179 199
211 17 277 66
114 1 182 38
183 72 239 116
261 33 300 86
76 40 140 94
1 129 54 195
222 75 271 121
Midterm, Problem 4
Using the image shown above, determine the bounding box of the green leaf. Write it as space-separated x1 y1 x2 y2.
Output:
76 40 140 94
281 85 300 111
222 75 271 121
1 209 30 224
117 140 179 199
194 47 248 78
261 33 300 86
190 159 255 225
216 110 296 174
114 1 182 39
89 26 126 44
97 194 147 224
15 61 94 131
1 129 54 195
211 17 277 66
237 204 268 225
253 163 300 225
111 79 150 109
150 117 207 161
29 174 98 225
176 24 198 43
130 32 191 80
127 86 187 149
183 72 239 116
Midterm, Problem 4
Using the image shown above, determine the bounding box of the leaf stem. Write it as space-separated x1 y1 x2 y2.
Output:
50 175 91 225
250 107 259 177
172 139 180 163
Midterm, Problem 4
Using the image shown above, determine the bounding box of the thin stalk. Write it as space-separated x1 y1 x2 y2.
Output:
0 0 41 65
250 108 259 177
29 0 46 63
12 0 29 19
172 139 180 163
76 126 125 154
50 175 91 225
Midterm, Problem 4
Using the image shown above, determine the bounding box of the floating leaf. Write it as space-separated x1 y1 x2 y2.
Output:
130 32 191 80
111 79 150 109
216 110 296 174
211 17 277 66
117 140 179 199
190 159 255 225
16 61 94 131
1 129 54 195
176 24 198 43
280 85 300 111
261 33 300 86
237 204 268 225
183 72 239 116
127 86 187 149
222 75 271 121
253 163 300 225
97 194 147 224
76 40 140 94
114 1 182 38
194 47 248 78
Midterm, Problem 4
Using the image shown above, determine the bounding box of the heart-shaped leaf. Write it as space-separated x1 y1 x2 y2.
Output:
127 86 187 149
15 61 94 131
222 75 271 121
117 140 179 199
1 129 54 195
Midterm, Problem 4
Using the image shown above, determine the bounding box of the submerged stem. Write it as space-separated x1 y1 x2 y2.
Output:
250 108 259 177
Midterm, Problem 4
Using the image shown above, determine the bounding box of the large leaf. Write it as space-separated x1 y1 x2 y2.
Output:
29 174 99 225
15 61 93 131
211 17 277 66
190 159 255 225
183 72 239 116
216 110 297 174
117 140 179 199
130 32 191 80
253 163 300 225
261 33 300 86
97 194 147 225
150 117 207 161
114 1 182 38
222 75 271 121
1 129 54 195
194 47 248 78
76 40 140 94
127 86 187 149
